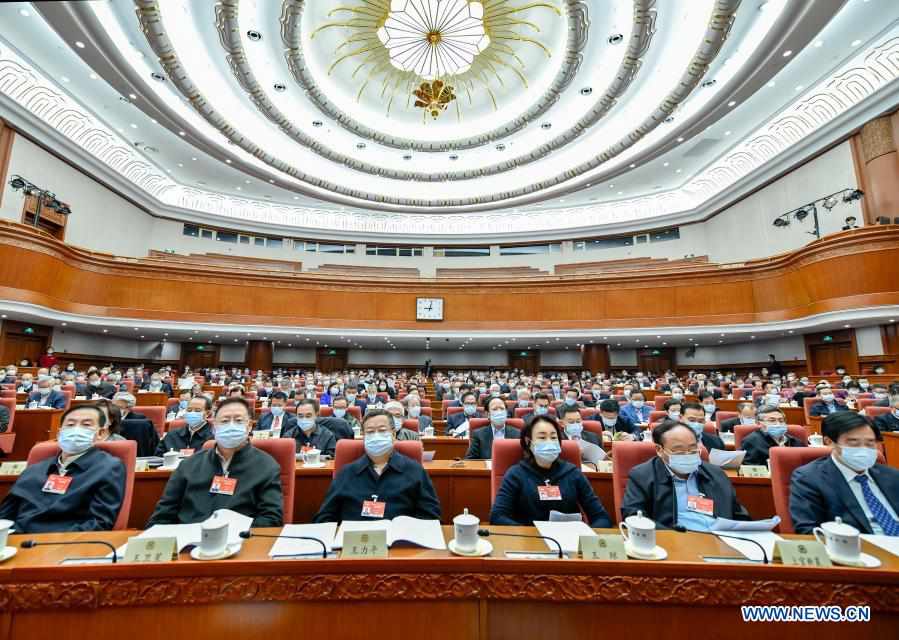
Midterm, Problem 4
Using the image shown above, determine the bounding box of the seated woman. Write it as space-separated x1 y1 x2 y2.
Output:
489 415 612 527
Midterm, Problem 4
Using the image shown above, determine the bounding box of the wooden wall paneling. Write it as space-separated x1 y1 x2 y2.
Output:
804 329 859 376
0 119 14 209
0 320 51 366
883 323 899 356
246 341 273 372
181 343 220 371
581 344 609 375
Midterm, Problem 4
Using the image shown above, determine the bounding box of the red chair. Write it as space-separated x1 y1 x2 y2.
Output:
319 406 333 417
59 388 73 410
857 398 876 411
578 408 595 420
402 419 420 432
715 411 738 430
865 406 891 419
582 420 603 438
507 418 524 430
610 441 657 518
734 424 808 449
168 418 186 432
202 439 296 523
333 439 423 477
653 396 671 409
490 439 580 501
649 410 667 423
468 418 490 431
27 440 137 531
347 406 362 422
134 406 167 437
165 398 180 413
0 390 15 399
769 447 831 533
0 397 16 454
447 406 463 417
802 397 818 423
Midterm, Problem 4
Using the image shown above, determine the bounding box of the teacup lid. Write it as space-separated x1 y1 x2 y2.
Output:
627 510 655 529
823 516 859 536
454 507 478 524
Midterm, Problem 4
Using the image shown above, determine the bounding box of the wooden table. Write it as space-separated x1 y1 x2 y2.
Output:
7 409 62 460
131 392 169 406
0 527 896 640
421 436 471 459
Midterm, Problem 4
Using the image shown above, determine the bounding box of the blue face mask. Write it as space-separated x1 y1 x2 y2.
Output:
518 399 529 408
392 416 403 430
601 417 617 428
839 446 877 472
184 411 204 427
214 421 248 449
178 400 188 410
535 406 548 416
490 410 507 426
270 406 285 417
463 404 477 416
765 424 787 440
364 432 394 457
565 422 583 439
346 394 356 403
532 440 561 466
58 426 95 455
564 397 577 406
687 421 704 436
297 418 315 433
666 452 701 475
333 408 347 419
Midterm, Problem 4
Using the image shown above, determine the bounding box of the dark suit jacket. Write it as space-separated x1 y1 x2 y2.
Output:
719 417 744 433
28 390 67 409
621 457 749 527
140 382 174 396
256 412 298 433
700 431 726 452
809 401 850 417
123 411 147 422
316 417 353 440
464 426 521 460
873 412 899 433
739 430 805 466
790 456 899 534
447 411 484 433
86 383 116 399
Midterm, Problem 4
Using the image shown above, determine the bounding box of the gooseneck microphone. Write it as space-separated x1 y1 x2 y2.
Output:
20 539 118 562
477 528 564 559
672 525 769 564
239 530 329 558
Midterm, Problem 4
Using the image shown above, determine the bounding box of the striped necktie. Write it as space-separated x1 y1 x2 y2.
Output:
854 475 899 536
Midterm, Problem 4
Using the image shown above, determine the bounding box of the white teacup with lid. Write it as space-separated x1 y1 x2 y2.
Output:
813 516 860 563
619 510 656 555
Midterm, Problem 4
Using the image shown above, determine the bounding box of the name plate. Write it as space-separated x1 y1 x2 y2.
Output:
340 530 388 559
134 460 150 472
0 461 27 475
252 430 272 441
738 464 770 478
595 460 614 474
579 534 627 561
124 537 178 563
775 540 832 567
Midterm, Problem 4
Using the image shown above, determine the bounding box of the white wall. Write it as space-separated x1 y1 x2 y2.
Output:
273 347 316 364
219 344 246 363
855 326 884 356
0 135 154 257
51 328 176 360
677 336 806 366
703 142 862 263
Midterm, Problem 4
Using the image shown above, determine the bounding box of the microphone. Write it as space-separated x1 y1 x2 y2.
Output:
672 525 769 564
20 539 118 562
477 528 565 559
238 530 329 558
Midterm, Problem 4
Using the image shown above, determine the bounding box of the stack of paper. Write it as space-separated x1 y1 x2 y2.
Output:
534 520 597 553
711 516 780 532
861 534 899 558
332 516 446 550
709 448 746 469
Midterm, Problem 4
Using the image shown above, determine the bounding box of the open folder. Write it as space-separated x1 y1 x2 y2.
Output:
333 517 446 550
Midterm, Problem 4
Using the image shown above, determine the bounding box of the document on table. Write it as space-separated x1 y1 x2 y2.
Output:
861 534 899 558
112 509 252 557
709 448 745 469
579 440 607 465
268 523 338 557
333 517 446 550
715 532 783 562
711 515 780 532
534 520 597 553
422 450 436 462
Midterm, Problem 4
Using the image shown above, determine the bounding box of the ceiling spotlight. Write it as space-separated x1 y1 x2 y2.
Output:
773 217 790 227
449 154 459 160
273 83 286 92
843 189 864 202
664 116 674 123
580 87 593 96
247 30 262 41
495 143 506 151
356 142 366 150
75 41 85 49
312 120 323 127
403 154 412 160
701 79 716 88
541 122 552 130
794 207 810 221
150 72 166 82
608 33 624 44
822 196 838 210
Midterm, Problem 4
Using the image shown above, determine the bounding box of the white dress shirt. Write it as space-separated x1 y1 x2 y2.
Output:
831 453 898 535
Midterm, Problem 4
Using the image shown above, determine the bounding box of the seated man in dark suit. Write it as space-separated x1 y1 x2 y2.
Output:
519 392 552 423
809 387 851 417
283 398 336 457
872 384 890 407
790 412 899 535
558 404 600 445
148 398 282 527
873 394 899 433
155 395 215 456
622 420 749 529
681 403 725 451
446 391 484 435
698 392 719 422
0 405 125 532
297 397 353 441
720 402 756 433
313 409 440 523
84 371 116 399
28 377 67 409
140 373 173 396
112 392 145 421
256 391 297 434
594 399 638 440
739 405 806 466
464 395 521 460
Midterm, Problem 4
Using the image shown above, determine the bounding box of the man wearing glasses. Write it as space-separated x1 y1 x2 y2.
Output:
0 405 125 532
739 405 806 466
147 398 283 527
312 409 441 523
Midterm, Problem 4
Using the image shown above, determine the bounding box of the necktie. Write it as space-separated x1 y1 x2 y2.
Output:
274 415 281 430
854 475 899 536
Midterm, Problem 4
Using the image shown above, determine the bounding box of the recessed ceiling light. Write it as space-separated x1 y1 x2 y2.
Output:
192 157 197 161
103 329 108 333
403 154 413 160
236 186 242 190
795 85 804 91
312 120 323 127
61 322 67 326
675 168 682 173
273 83 286 92
130 123 138 129
495 144 505 151
629 163 636 168
225 159 232 164
782 50 792 57
701 79 716 88
580 87 593 96
19 9 30 16
724 130 732 136
89 73 98 80
449 154 459 160
541 122 552 130
677 137 684 142
247 30 262 42
663 161 669 167
150 72 166 82
178 131 186 136
617 191 623 195
75 41 85 49
767 81 776 88
814 40 823 48
844 324 851 328
293 196 299 200
727 100 736 107
851 39 861 47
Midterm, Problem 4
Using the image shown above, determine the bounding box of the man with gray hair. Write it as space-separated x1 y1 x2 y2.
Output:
384 401 421 441
739 405 806 466
28 376 67 410
403 394 433 434
112 392 146 422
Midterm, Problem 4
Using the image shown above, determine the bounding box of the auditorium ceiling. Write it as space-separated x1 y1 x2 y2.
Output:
0 1 898 238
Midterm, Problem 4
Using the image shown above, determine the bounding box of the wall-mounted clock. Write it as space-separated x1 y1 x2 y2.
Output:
416 297 444 321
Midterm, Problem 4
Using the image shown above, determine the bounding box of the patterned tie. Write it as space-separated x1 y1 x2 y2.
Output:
854 475 899 536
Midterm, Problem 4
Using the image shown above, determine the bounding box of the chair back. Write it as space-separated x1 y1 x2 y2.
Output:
769 447 830 533
134 406 167 437
864 406 891 419
715 411 739 429
0 397 16 454
27 440 137 530
490 439 580 500
582 420 603 438
610 441 656 521
332 439 423 478
402 419 420 431
734 424 809 449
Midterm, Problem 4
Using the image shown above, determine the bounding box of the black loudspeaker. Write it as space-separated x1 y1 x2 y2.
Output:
893 217 899 225
877 216 891 224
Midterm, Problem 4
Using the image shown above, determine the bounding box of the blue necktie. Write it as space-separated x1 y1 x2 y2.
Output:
854 475 899 536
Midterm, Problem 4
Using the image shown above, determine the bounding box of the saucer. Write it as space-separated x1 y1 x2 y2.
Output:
0 546 16 562
190 543 241 561
625 543 668 561
828 552 881 568
448 538 493 557
301 462 326 468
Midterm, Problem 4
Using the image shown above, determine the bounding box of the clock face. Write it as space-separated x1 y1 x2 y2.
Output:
416 297 444 321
